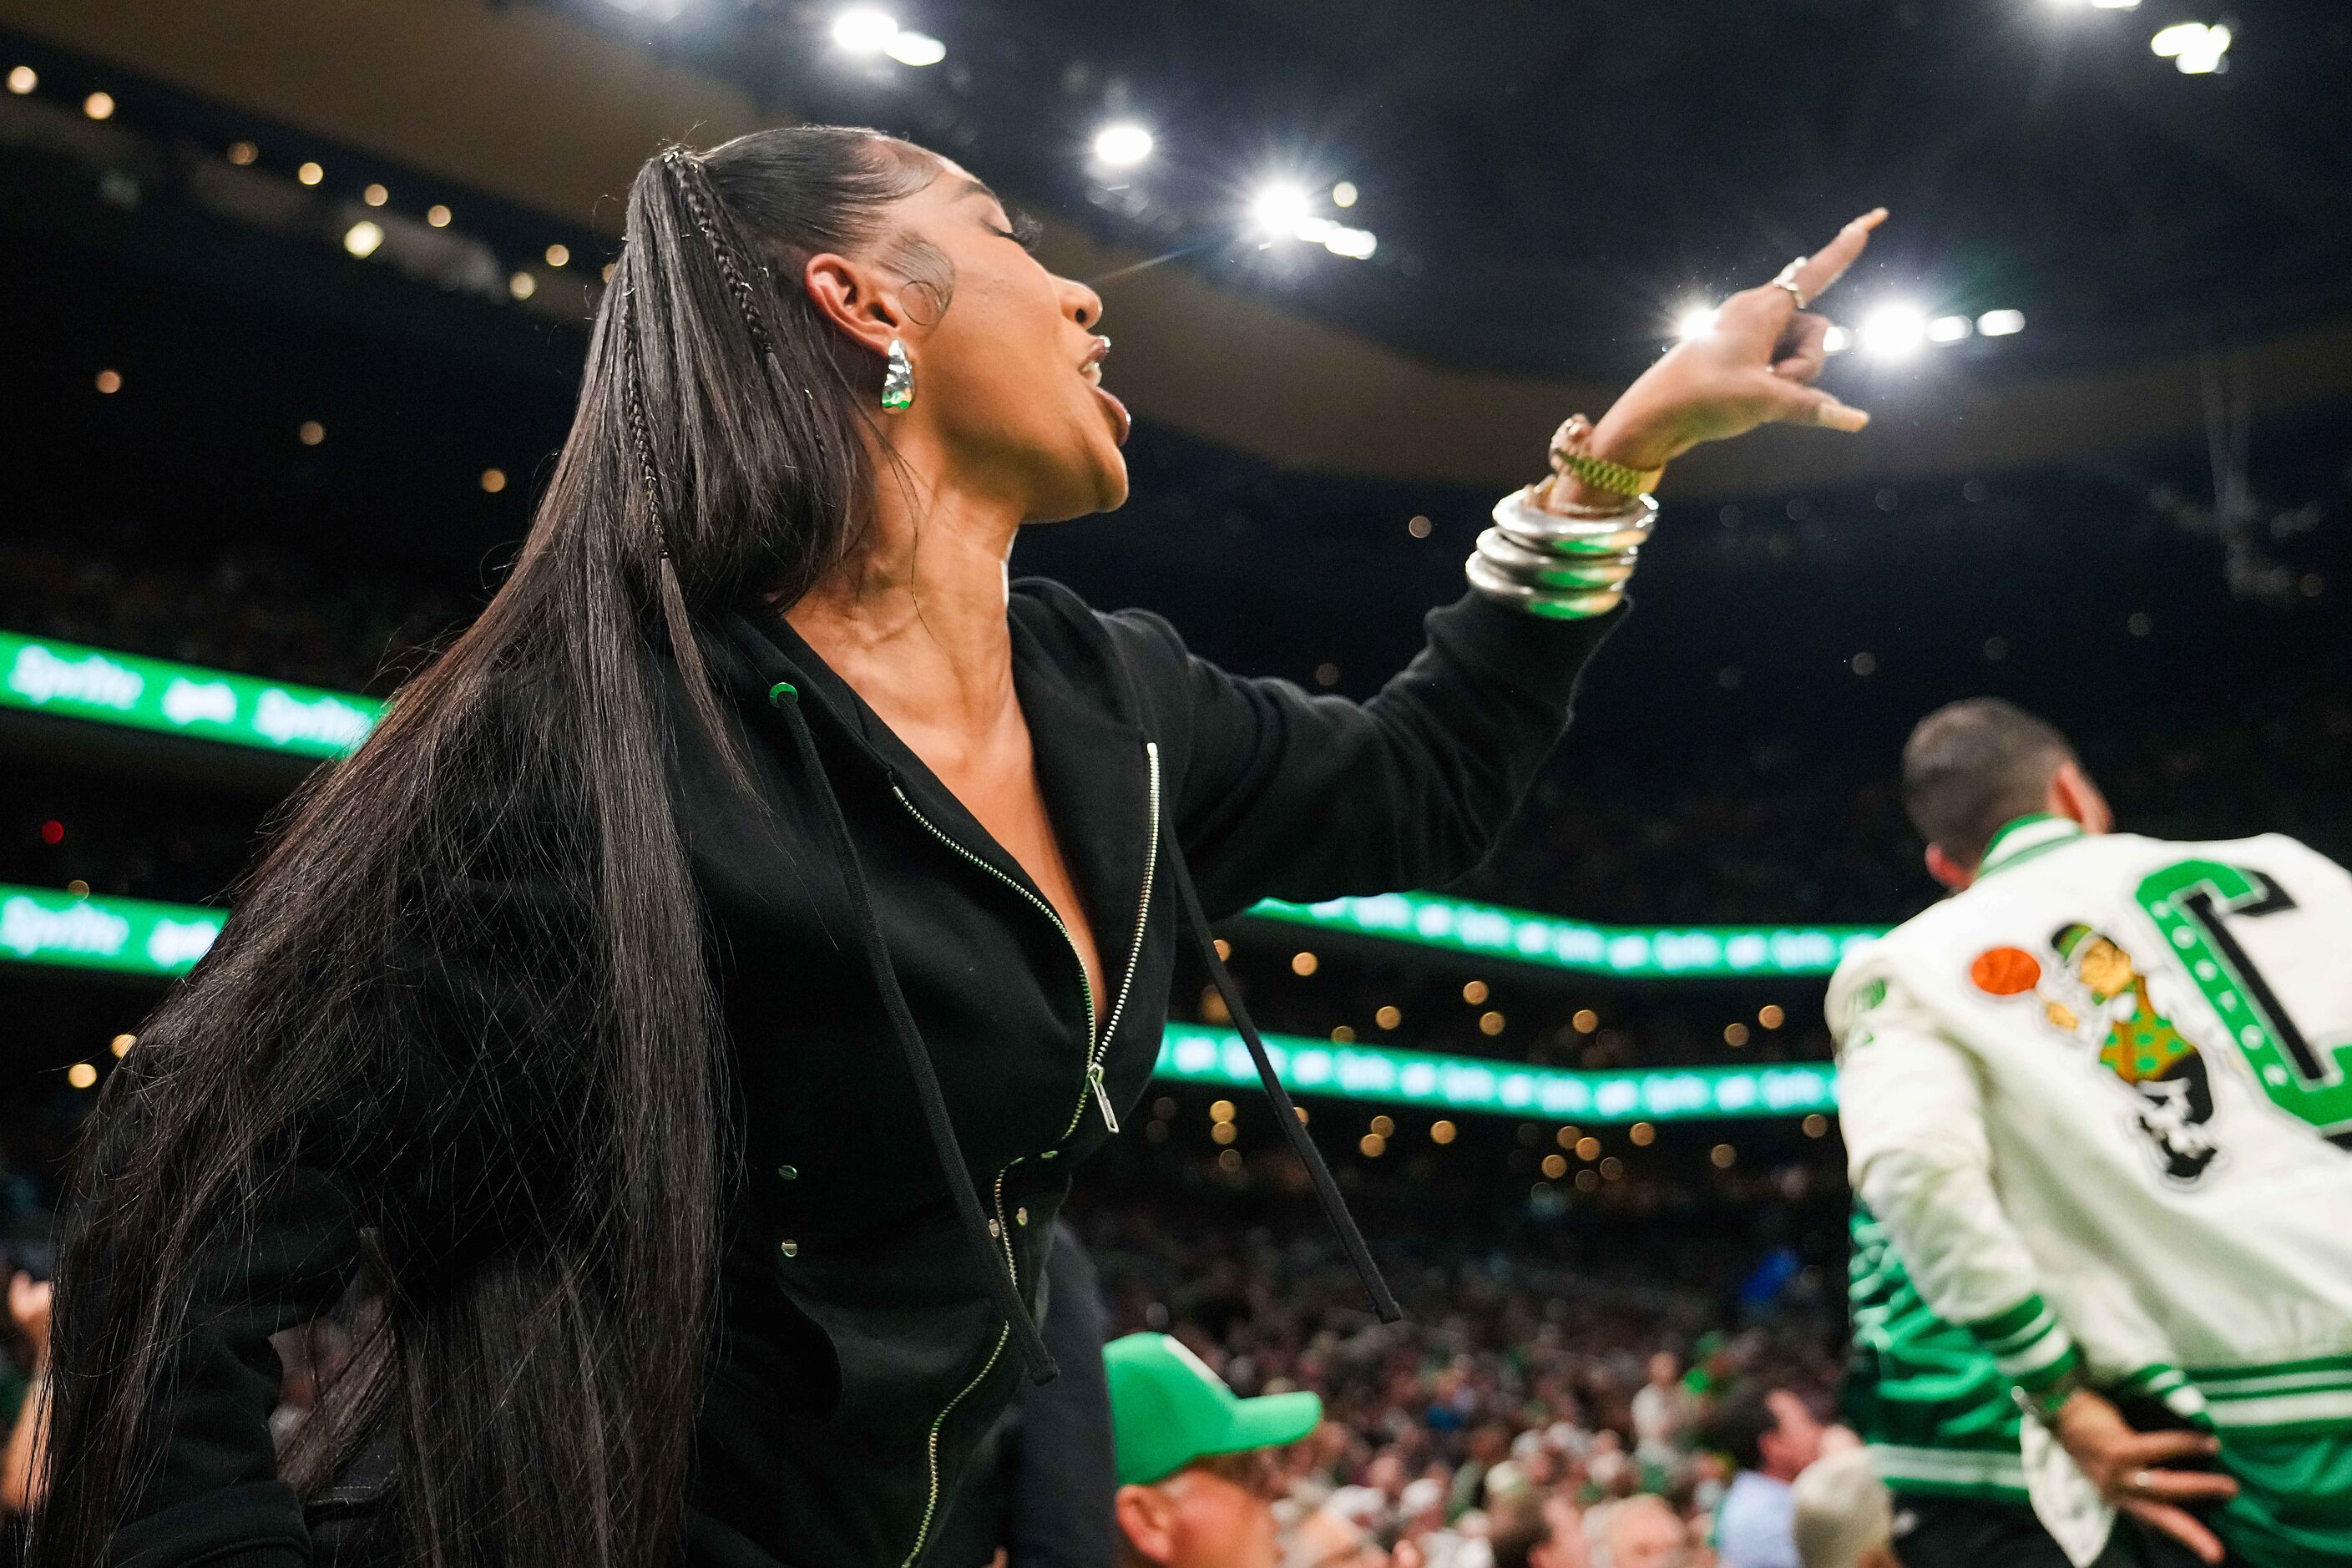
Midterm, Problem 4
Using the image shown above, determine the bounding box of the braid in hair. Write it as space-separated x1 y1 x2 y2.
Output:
665 149 779 365
616 283 670 561
661 146 825 448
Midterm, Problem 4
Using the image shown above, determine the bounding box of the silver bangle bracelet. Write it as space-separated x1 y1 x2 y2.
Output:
1464 485 1651 619
1464 554 1626 620
1474 528 1637 589
1491 486 1657 554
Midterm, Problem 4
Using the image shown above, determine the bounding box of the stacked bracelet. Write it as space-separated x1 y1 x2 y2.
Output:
1464 486 1657 620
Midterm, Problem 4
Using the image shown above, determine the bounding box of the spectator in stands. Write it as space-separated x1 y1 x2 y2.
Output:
1631 1353 1694 1464
1584 1495 1692 1568
1707 1387 1827 1568
1788 1450 1896 1568
1491 1491 1590 1568
1285 1503 1393 1568
1110 1332 1324 1568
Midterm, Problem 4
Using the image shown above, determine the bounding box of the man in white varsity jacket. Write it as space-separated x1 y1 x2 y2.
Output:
1828 698 2352 1568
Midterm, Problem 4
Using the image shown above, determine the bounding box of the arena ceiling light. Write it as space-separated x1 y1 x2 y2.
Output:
342 220 385 259
1674 304 1719 341
1927 314 1973 344
1248 182 1378 260
1976 308 2026 336
1091 122 1154 169
2151 21 2230 73
829 8 946 65
1859 304 1929 359
885 31 946 66
1249 182 1313 239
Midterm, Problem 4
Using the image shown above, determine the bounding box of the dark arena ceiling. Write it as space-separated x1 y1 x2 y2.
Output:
6 0 2349 494
635 0 2352 381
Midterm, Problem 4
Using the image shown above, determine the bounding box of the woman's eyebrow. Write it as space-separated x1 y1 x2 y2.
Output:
949 175 1004 210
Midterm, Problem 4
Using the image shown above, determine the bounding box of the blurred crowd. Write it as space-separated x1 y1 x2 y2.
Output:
0 535 468 698
1080 1205 1844 1568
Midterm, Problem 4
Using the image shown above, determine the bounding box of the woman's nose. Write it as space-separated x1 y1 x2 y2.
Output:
1062 277 1104 331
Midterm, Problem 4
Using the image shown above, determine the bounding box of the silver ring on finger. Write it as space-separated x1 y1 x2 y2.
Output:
2131 1469 2155 1493
1773 256 1810 310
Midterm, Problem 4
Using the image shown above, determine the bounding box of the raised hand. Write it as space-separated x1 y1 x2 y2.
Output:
1557 210 1887 506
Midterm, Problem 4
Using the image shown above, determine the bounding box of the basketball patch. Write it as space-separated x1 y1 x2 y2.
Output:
1970 946 2041 996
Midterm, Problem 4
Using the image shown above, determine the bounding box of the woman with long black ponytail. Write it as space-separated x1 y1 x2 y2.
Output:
28 125 1883 1568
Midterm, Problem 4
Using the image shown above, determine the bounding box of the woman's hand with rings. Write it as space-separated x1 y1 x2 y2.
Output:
2051 1388 2240 1564
1555 209 1887 506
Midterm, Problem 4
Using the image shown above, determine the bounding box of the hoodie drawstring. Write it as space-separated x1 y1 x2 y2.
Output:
1163 843 1402 1323
766 680 1060 1386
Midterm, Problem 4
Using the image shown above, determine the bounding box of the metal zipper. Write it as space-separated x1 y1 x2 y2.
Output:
893 781 1099 1057
889 736 1161 1137
888 741 1160 1565
898 1320 1007 1568
902 1161 1029 1568
1062 741 1161 1140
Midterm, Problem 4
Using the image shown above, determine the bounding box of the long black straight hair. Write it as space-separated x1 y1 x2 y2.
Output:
29 126 940 1568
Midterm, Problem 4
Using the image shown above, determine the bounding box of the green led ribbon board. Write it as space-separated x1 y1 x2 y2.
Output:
0 885 226 977
0 884 1839 1120
1 630 1890 977
1247 894 1879 978
1155 1027 1836 1122
2 630 382 760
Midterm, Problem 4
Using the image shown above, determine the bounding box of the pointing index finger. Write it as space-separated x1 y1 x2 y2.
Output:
1791 208 1888 306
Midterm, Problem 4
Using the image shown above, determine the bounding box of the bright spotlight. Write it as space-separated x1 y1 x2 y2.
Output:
2089 0 2142 8
831 8 898 52
1976 308 2026 336
1859 305 1929 358
1247 183 1376 259
1332 180 1358 208
1927 314 1973 344
1675 305 1719 341
1823 325 1853 354
2151 21 2229 73
884 29 945 65
1093 123 1154 168
1250 184 1313 240
342 220 385 259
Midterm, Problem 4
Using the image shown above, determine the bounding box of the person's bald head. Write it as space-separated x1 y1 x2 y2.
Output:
1585 1495 1688 1568
1901 699 2112 889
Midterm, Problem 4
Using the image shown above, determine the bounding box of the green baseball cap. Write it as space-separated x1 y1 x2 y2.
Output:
1104 1333 1323 1486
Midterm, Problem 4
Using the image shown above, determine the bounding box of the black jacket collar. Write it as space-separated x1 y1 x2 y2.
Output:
719 591 1155 975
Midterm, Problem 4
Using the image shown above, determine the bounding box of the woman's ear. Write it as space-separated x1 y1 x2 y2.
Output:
802 251 908 357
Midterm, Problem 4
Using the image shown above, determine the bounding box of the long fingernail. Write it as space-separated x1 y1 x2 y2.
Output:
1852 207 1889 229
1821 403 1870 432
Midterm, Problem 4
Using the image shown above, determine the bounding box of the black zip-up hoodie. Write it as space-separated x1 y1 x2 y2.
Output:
102 579 1616 1568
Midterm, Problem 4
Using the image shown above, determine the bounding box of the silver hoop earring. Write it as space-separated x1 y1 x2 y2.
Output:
881 338 914 412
